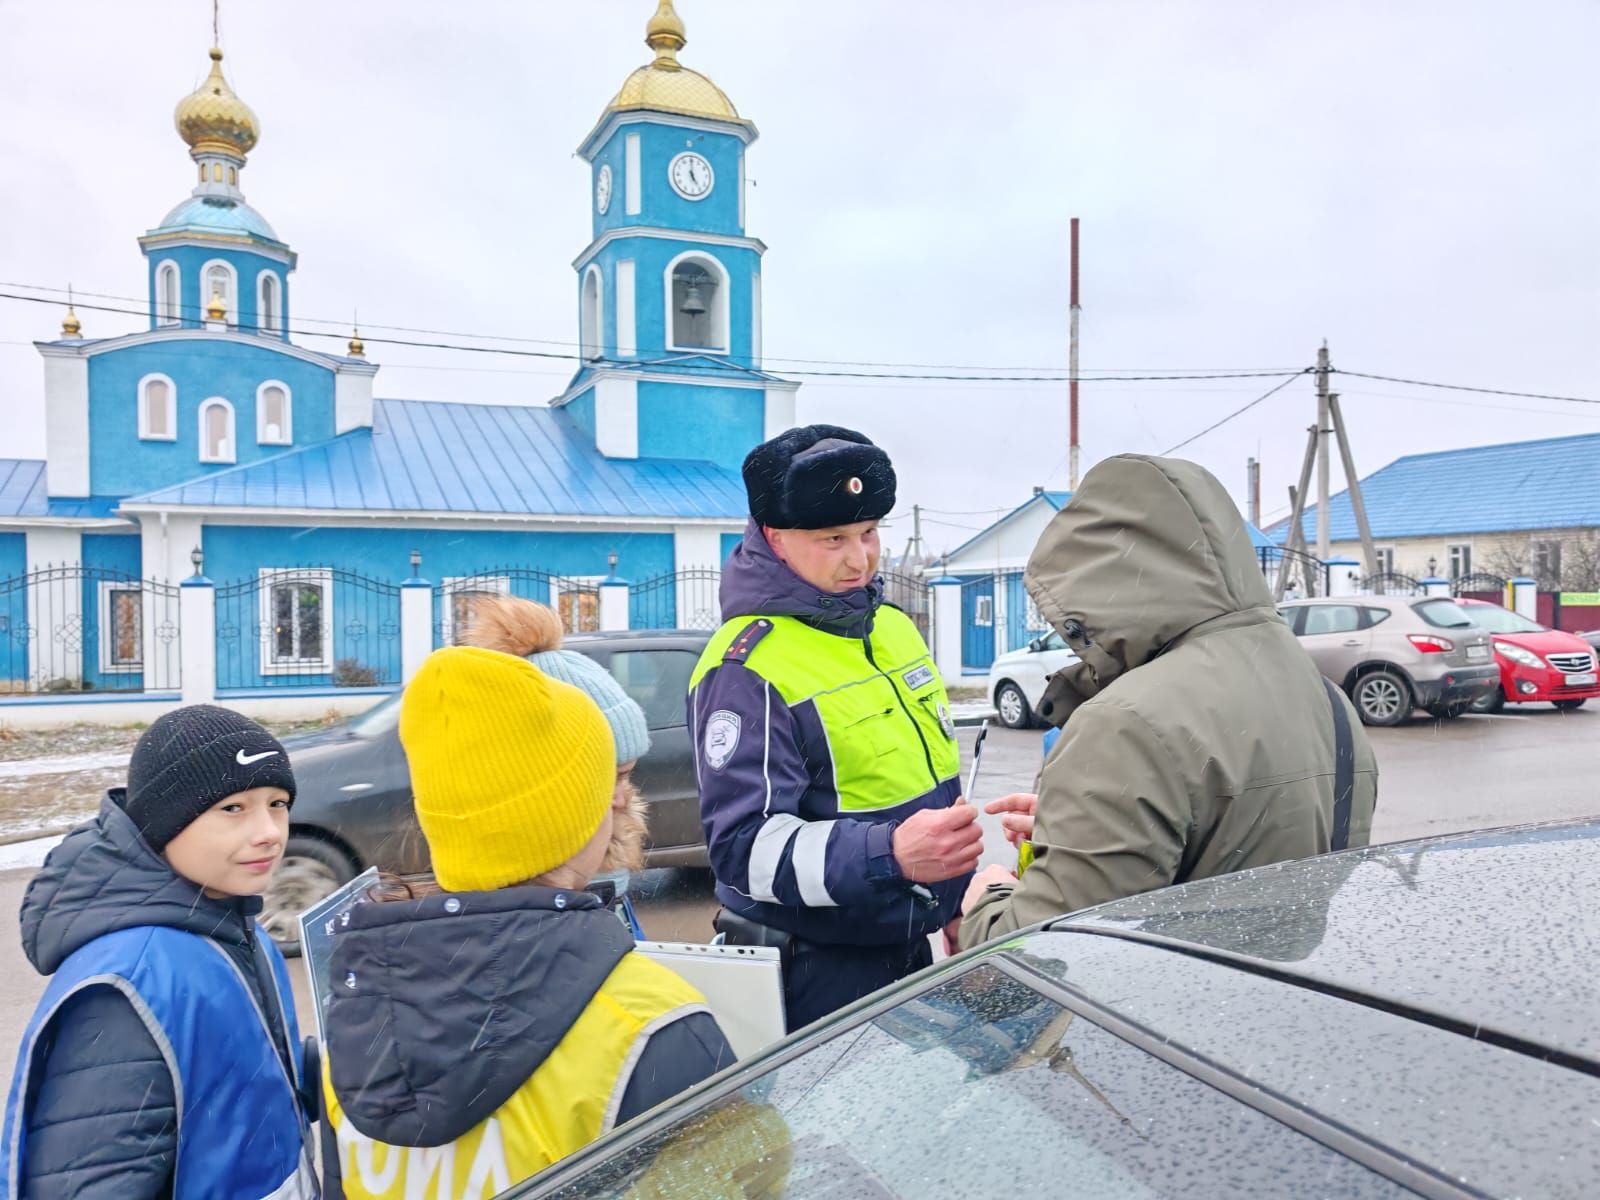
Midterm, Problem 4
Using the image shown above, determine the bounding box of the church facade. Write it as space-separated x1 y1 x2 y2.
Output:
0 2 789 699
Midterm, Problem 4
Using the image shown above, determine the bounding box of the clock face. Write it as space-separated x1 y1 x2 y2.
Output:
595 164 613 215
669 152 714 201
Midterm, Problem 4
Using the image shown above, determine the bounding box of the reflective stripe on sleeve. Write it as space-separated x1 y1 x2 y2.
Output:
789 820 840 907
748 814 805 903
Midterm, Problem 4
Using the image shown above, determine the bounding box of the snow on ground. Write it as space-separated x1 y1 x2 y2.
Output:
0 834 65 872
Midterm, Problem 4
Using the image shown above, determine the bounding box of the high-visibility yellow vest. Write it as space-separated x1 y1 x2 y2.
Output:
692 607 960 812
325 951 708 1200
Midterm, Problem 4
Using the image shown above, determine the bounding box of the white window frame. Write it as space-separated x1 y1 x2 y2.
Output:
156 260 181 325
581 265 604 361
198 397 236 464
257 270 280 334
1447 543 1472 578
440 575 510 645
256 380 293 445
200 258 239 323
551 575 604 634
137 372 177 441
258 568 334 675
663 250 730 353
1373 547 1395 575
974 595 994 627
97 581 144 673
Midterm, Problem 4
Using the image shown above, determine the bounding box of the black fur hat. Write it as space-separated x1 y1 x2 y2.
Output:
742 425 897 530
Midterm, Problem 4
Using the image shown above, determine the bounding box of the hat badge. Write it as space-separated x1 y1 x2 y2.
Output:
846 476 864 495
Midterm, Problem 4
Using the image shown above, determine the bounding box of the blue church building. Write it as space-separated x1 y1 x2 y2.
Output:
0 2 795 697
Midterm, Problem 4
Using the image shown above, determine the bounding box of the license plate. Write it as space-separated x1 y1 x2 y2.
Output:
1567 672 1597 687
1466 644 1490 660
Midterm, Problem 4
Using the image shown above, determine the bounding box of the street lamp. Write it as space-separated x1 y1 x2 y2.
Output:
409 549 422 576
1427 556 1438 578
607 552 618 575
189 546 203 576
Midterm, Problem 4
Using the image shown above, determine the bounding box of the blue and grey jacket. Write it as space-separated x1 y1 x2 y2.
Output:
688 524 966 948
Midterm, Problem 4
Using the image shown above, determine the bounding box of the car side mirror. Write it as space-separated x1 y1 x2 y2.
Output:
1028 637 1044 653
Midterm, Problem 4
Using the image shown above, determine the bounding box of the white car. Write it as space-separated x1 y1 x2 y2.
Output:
986 632 1080 728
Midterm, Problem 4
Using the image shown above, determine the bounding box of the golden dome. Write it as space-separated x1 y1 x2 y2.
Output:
607 1 741 123
61 305 81 337
174 48 259 158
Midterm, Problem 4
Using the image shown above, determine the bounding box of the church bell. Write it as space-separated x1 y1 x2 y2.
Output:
679 279 708 317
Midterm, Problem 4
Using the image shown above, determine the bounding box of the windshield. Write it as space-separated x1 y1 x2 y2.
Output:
1412 598 1476 629
345 691 401 738
1465 605 1545 635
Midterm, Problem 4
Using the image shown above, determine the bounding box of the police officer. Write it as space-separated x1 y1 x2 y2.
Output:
689 425 983 1031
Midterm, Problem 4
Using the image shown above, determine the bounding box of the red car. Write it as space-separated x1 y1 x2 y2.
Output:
1460 599 1600 712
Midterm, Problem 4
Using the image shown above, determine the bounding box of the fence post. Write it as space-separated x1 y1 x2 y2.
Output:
929 574 964 687
1420 575 1451 598
1324 558 1361 597
179 573 216 705
401 556 434 683
599 573 630 632
1510 577 1538 620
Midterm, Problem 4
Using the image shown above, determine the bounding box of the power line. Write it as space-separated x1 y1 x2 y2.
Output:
1331 369 1599 406
1160 372 1309 455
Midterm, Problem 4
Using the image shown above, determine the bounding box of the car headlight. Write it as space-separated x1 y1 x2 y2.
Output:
1493 640 1543 668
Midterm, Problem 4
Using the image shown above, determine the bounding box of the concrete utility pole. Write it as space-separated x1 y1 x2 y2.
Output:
1068 217 1082 492
1328 393 1378 574
1247 457 1261 527
1315 342 1331 562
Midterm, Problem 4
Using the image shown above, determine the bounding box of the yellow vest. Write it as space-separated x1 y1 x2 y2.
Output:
325 951 709 1200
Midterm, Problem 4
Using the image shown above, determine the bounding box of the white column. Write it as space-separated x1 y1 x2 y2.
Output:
24 528 84 689
400 579 434 684
624 134 642 215
1510 577 1538 620
594 376 639 459
40 348 90 498
1326 558 1362 597
930 577 963 687
599 578 630 632
763 386 797 440
992 571 1010 656
674 527 724 631
179 576 216 705
615 260 636 357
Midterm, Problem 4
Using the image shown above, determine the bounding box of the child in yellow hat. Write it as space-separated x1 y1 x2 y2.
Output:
319 645 734 1199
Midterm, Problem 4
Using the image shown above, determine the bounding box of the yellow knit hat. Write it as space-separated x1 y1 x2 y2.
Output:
399 645 616 892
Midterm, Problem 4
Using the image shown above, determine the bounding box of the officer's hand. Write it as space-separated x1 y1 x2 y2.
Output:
985 793 1037 848
893 804 983 884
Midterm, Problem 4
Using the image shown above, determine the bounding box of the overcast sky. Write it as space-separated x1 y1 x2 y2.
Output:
2 1 1596 557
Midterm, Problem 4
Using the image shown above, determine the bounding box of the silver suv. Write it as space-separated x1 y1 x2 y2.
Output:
1279 596 1499 726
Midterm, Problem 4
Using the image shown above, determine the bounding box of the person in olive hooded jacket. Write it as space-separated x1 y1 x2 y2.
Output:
961 454 1378 947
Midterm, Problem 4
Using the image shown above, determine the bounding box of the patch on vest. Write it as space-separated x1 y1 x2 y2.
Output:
902 664 935 691
704 709 742 771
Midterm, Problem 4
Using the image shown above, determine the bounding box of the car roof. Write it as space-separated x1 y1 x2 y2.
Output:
564 629 711 647
1051 817 1600 1066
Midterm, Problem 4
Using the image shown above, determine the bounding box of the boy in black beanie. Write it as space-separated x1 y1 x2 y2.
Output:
1 705 318 1198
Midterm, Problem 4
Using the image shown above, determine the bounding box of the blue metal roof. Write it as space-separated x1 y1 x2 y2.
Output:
944 490 1075 563
148 196 281 243
1271 432 1600 544
124 399 748 519
0 460 124 520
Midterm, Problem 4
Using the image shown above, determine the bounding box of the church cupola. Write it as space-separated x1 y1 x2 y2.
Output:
139 40 295 338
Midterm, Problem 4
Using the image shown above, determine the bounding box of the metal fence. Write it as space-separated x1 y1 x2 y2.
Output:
1260 547 1332 598
1451 573 1509 603
0 566 180 694
216 568 401 690
881 571 932 641
630 568 722 631
1358 571 1423 597
434 567 602 646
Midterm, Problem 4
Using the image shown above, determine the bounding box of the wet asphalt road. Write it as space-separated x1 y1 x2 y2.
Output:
1 706 1595 1069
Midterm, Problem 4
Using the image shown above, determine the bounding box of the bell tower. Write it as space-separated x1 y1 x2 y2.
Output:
558 1 797 471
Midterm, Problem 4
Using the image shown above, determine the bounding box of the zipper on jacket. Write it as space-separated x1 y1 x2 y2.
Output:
861 635 940 787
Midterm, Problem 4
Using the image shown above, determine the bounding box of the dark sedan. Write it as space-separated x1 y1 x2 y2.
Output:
504 818 1600 1199
261 629 710 949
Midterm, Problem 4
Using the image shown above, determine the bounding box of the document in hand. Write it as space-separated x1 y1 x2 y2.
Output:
298 866 381 1044
636 940 786 1059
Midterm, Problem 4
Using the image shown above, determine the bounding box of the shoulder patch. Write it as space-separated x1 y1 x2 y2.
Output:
722 618 774 664
703 709 742 771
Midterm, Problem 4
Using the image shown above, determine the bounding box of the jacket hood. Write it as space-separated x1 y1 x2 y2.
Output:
325 885 634 1147
719 520 882 636
20 791 263 976
1026 455 1273 714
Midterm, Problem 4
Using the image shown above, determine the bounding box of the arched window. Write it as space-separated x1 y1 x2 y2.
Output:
199 397 235 464
581 266 603 361
202 260 236 323
258 271 280 334
138 374 176 441
257 381 292 445
156 262 180 324
664 252 729 352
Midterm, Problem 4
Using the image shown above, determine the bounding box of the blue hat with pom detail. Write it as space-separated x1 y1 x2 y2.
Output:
527 649 651 766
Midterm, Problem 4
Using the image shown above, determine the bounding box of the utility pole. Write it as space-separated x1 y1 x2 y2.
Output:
1328 393 1377 574
1315 342 1331 562
1068 217 1082 492
1247 457 1261 527
912 504 924 568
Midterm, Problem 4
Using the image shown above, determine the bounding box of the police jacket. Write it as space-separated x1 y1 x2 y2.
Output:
4 793 316 1199
322 885 734 1198
688 524 967 948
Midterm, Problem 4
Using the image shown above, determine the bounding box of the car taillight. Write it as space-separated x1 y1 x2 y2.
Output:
1407 634 1454 654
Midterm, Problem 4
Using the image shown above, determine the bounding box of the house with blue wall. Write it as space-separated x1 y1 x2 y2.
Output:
0 3 790 698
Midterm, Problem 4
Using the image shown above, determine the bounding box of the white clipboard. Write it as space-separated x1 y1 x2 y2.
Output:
636 940 786 1060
